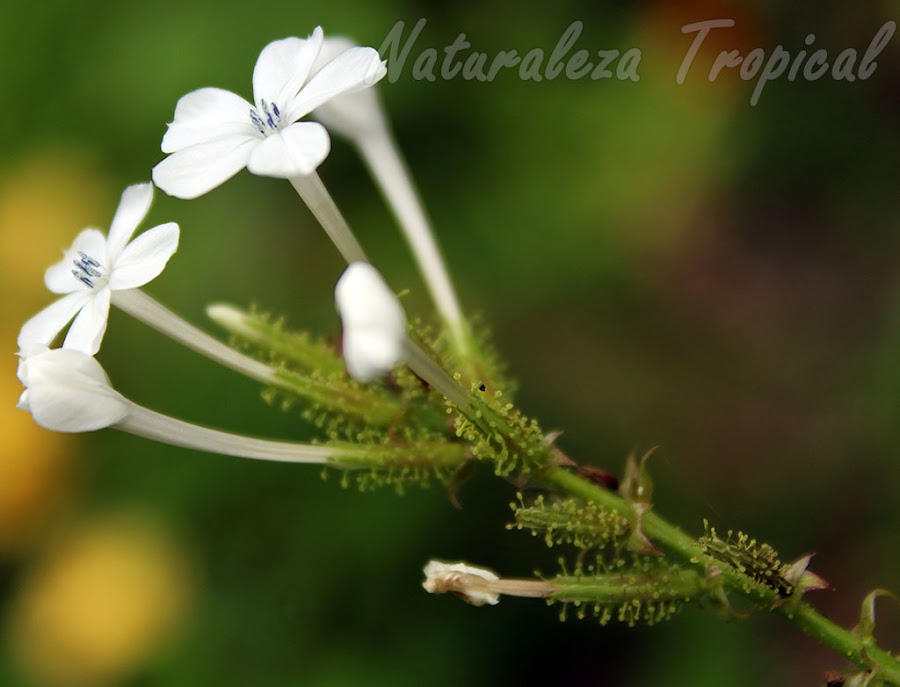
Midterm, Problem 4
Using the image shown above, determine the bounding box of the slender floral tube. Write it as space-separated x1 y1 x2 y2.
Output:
112 289 279 387
289 172 368 263
16 348 346 466
313 37 468 356
117 402 336 464
402 339 472 411
356 130 468 355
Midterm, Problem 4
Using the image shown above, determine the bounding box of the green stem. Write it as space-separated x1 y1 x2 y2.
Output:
543 467 900 683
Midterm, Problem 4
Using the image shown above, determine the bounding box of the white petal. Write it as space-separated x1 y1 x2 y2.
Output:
162 87 258 153
335 262 407 382
17 348 128 432
44 228 109 294
63 286 111 355
314 86 385 141
107 184 153 261
343 331 405 382
246 122 330 178
152 136 259 200
311 37 387 140
45 258 85 295
109 222 179 290
335 262 406 331
18 291 91 351
287 47 387 122
422 561 500 606
313 36 357 69
252 29 323 111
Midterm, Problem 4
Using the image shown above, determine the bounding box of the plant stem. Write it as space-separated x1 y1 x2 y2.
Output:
542 467 900 682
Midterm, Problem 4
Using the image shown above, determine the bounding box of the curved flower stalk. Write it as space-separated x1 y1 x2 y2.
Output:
17 184 280 387
313 37 469 358
17 348 342 465
153 27 386 264
18 184 179 356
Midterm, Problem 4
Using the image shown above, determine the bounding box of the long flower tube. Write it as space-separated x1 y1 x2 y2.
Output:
16 348 343 466
313 38 468 356
288 172 367 263
111 289 279 387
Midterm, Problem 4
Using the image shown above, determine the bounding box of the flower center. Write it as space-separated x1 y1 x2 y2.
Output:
72 252 106 289
249 99 282 135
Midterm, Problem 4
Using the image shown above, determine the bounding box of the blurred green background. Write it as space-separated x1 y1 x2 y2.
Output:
1 0 897 685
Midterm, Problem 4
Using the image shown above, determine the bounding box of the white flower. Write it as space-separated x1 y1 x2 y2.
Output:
422 561 501 606
17 348 129 433
17 184 179 356
335 262 407 383
152 27 387 200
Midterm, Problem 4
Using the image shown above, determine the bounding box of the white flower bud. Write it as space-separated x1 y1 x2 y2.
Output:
422 560 501 606
335 262 407 383
17 349 129 432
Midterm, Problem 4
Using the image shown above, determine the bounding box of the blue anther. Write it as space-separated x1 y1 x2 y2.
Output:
249 108 266 134
78 251 100 267
72 269 95 288
73 257 101 279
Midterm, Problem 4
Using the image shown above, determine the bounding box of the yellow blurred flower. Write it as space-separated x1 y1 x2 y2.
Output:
0 371 70 554
0 148 111 321
0 149 111 555
8 515 192 687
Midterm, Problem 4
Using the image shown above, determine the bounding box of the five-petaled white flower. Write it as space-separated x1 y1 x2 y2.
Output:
18 183 179 356
152 27 387 200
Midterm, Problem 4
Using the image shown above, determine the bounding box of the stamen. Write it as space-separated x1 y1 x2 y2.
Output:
78 251 100 268
261 99 276 128
71 270 95 288
249 108 266 134
250 101 282 135
72 252 104 288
